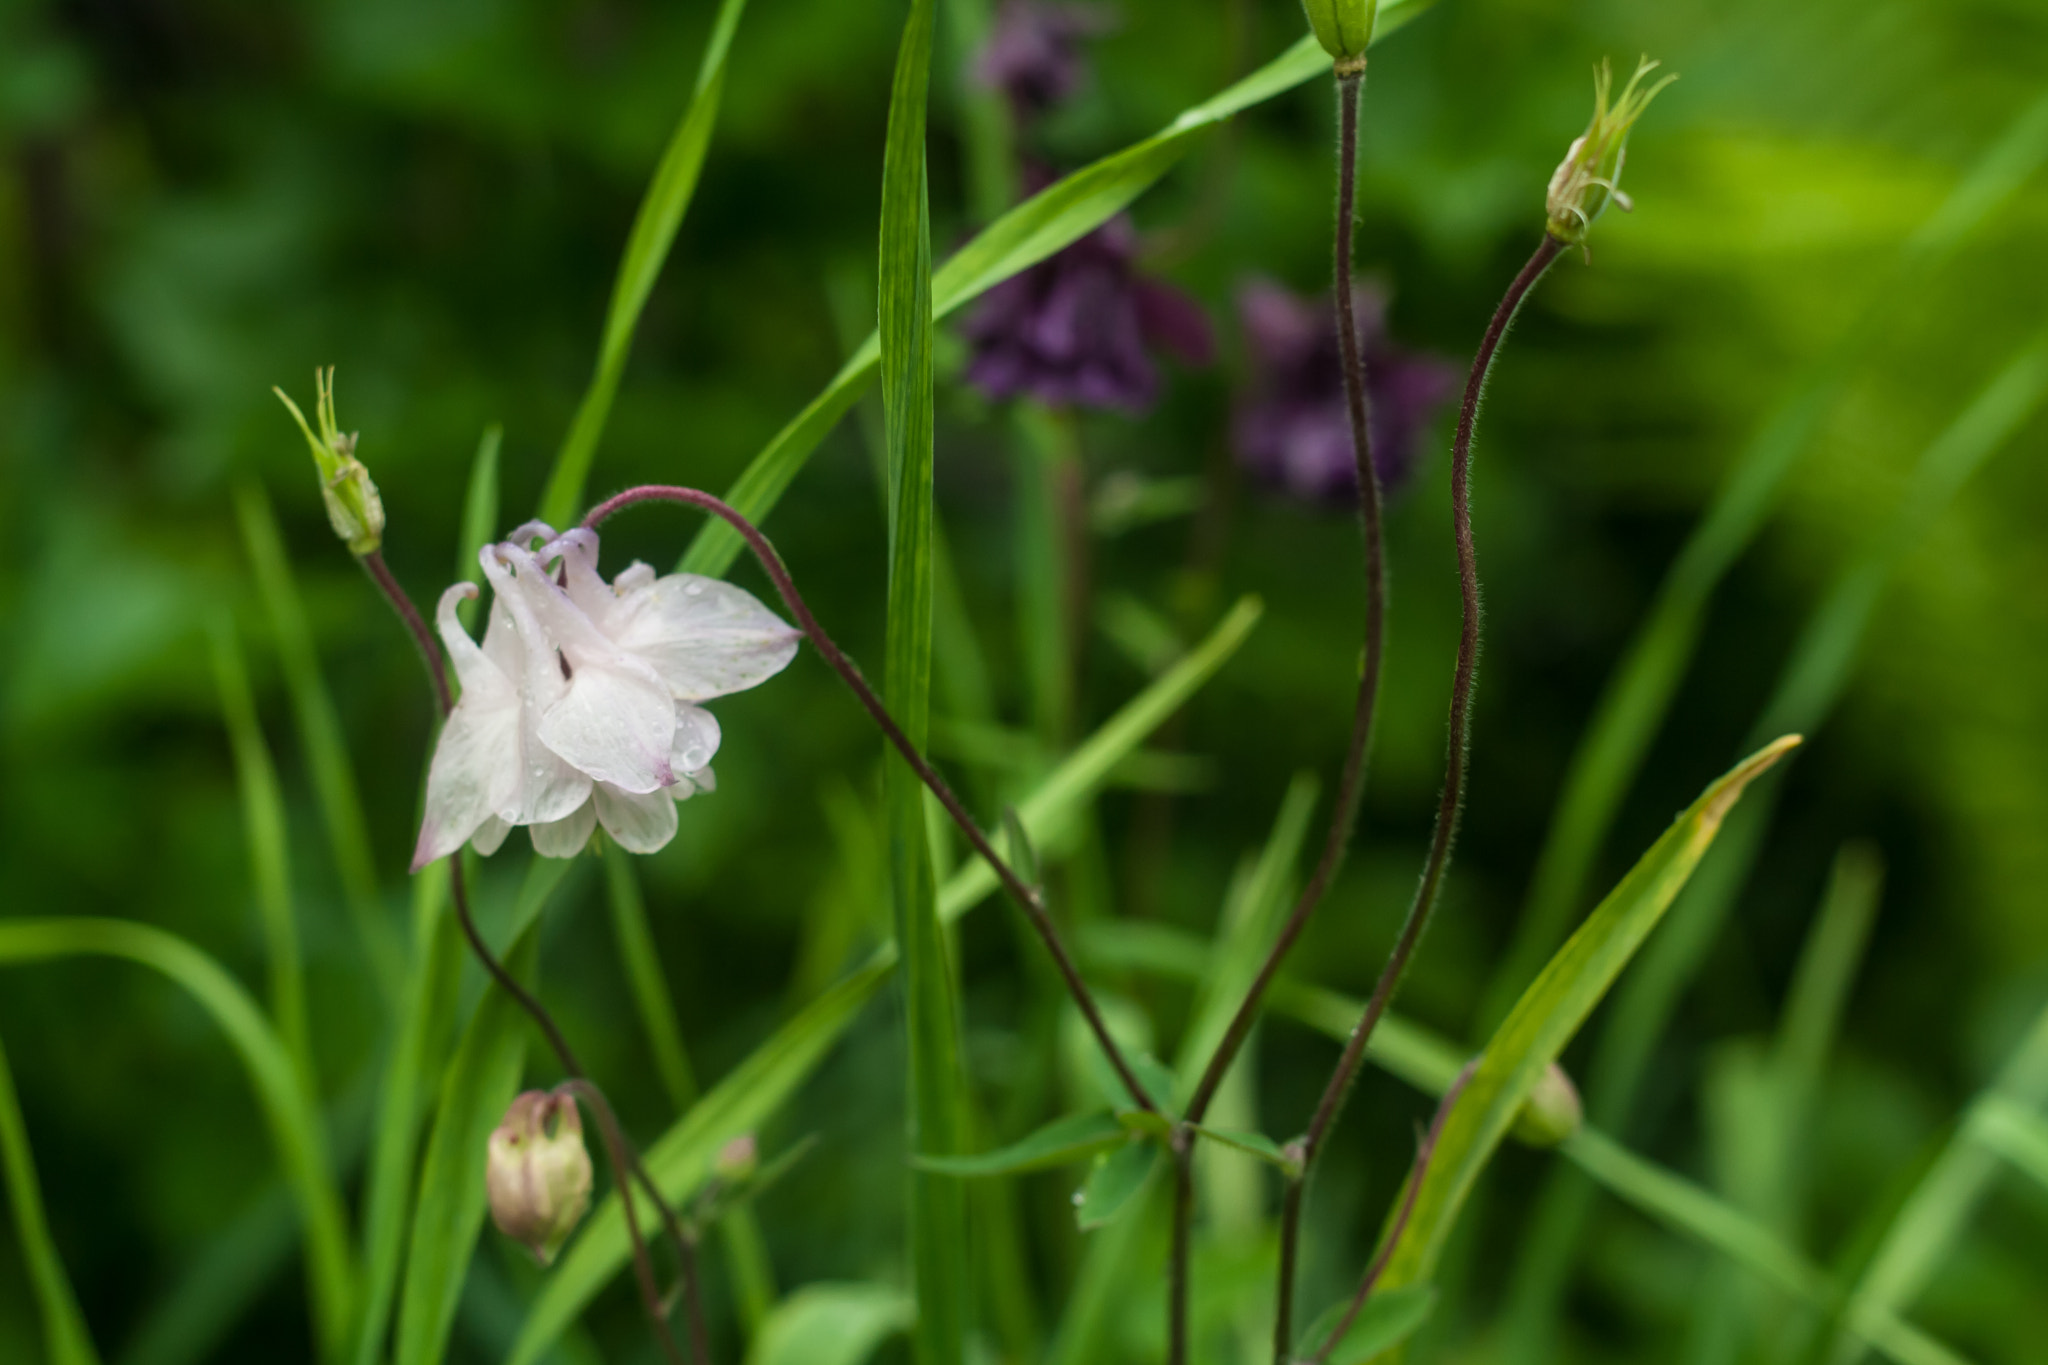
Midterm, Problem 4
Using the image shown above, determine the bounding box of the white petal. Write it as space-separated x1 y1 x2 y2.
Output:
471 815 511 856
669 704 722 776
530 798 597 858
674 764 714 798
539 527 612 621
593 782 680 854
601 573 801 701
613 561 656 595
481 550 597 824
412 586 523 871
494 545 678 794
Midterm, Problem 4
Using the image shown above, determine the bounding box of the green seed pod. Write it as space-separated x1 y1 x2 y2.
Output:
486 1090 594 1264
274 367 385 557
1511 1062 1584 1148
1545 57 1677 249
1300 0 1378 68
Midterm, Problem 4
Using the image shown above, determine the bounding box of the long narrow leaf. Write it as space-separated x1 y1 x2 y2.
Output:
233 483 404 1006
536 0 753 525
207 615 315 1086
391 925 541 1365
742 1283 913 1365
0 919 354 1363
678 1 1436 578
601 842 698 1110
0 1031 101 1365
1374 737 1799 1290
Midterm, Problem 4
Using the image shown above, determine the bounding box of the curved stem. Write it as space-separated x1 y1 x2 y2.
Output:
1274 231 1564 1354
581 485 1159 1117
363 548 700 1365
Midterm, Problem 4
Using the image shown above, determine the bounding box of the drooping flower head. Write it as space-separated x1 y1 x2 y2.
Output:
973 2 1113 122
1231 277 1458 504
1545 57 1675 250
960 209 1214 414
486 1090 592 1264
411 522 800 869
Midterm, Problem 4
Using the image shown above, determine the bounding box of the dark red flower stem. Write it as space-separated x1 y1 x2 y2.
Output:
1273 231 1564 1356
361 548 699 1365
1305 1065 1473 1365
580 485 1160 1118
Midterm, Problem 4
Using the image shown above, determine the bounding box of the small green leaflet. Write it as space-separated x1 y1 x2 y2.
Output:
1075 1139 1161 1231
918 1111 1126 1177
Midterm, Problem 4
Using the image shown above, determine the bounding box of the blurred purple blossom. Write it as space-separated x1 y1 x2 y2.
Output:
973 2 1113 122
960 212 1214 413
1232 278 1459 504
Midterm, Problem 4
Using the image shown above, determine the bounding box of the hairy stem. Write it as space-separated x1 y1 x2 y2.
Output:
1274 232 1564 1349
581 485 1159 1117
363 547 700 1365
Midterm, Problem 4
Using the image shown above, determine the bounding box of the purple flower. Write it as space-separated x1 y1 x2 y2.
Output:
1232 278 1460 504
973 2 1113 121
960 212 1214 414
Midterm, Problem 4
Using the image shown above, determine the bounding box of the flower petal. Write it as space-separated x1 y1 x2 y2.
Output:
471 815 511 856
593 782 680 854
675 764 715 798
480 550 595 824
603 574 802 701
413 586 523 871
669 704 722 776
530 798 597 858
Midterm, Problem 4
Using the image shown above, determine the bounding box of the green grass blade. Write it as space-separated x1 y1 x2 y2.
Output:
1500 331 2048 1360
536 0 752 526
508 957 891 1365
937 595 1262 920
392 924 541 1365
677 2 1436 578
916 1111 1126 1176
1374 737 1798 1291
1485 98 2048 1033
349 864 462 1365
0 1031 101 1365
0 919 354 1363
207 615 315 1088
878 3 973 1359
601 842 698 1110
1972 1095 2048 1191
455 424 503 628
741 1283 913 1365
1827 1001 2048 1365
233 483 404 1008
1299 1285 1435 1365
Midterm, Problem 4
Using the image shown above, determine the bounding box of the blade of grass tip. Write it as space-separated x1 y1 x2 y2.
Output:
233 484 405 1010
536 0 753 526
597 844 781 1330
936 595 1263 921
349 862 463 1365
1372 738 1798 1294
0 920 354 1364
1497 332 2048 1363
391 925 541 1365
677 2 1438 579
508 958 893 1365
1826 1000 2048 1365
1481 95 2048 1038
208 615 317 1091
0 1032 101 1365
879 3 973 1361
455 425 503 629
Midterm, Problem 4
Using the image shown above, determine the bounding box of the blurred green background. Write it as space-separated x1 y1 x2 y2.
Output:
3 0 2046 1362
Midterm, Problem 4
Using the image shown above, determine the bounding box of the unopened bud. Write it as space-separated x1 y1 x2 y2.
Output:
1511 1062 1583 1148
1545 57 1676 250
1300 0 1377 68
715 1133 759 1183
274 367 385 556
486 1090 592 1264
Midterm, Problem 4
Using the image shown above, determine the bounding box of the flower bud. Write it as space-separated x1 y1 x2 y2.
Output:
1510 1062 1584 1148
715 1133 759 1183
274 367 385 556
1545 57 1676 250
1300 0 1377 68
486 1090 593 1264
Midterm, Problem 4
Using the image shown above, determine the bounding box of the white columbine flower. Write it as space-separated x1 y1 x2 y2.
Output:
411 522 801 869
